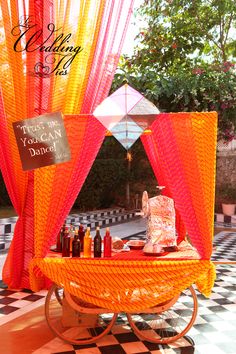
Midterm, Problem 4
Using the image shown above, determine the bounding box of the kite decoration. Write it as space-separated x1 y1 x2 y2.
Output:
93 84 160 149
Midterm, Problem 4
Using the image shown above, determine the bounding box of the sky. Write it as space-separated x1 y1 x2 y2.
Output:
121 0 144 55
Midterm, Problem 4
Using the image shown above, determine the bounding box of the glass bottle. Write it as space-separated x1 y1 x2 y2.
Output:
69 223 74 252
78 224 85 252
83 227 92 258
57 223 66 252
94 226 102 258
104 227 112 257
72 228 80 257
62 227 70 257
62 222 66 233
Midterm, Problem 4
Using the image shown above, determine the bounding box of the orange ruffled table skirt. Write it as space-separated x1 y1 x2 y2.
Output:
29 241 216 312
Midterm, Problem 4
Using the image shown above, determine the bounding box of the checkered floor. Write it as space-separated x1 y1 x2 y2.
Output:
0 285 47 326
125 230 236 263
0 231 236 354
0 288 46 316
211 231 236 262
0 209 139 252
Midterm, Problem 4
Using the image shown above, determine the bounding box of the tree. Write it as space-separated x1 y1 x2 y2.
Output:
112 0 236 140
129 0 236 72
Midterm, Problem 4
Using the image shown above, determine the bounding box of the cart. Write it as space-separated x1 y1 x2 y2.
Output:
30 242 215 345
28 111 218 346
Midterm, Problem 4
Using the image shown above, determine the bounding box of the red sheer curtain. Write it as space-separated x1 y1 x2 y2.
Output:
0 91 21 210
142 112 217 259
0 89 30 288
34 116 106 260
141 130 186 244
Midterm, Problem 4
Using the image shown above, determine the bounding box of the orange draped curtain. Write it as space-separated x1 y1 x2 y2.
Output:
0 0 134 289
142 112 217 259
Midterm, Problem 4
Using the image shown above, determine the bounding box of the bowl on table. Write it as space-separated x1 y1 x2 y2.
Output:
126 240 145 250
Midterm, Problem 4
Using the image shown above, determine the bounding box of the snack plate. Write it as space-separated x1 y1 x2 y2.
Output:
143 251 166 257
112 244 130 253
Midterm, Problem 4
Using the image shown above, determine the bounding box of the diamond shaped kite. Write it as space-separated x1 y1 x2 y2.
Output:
93 84 160 149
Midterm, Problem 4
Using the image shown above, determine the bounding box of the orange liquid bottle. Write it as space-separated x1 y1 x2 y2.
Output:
83 227 92 258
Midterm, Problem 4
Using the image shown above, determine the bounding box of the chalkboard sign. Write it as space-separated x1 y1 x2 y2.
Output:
13 112 71 171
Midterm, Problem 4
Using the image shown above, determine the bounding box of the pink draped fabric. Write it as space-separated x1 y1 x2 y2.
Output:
0 90 30 288
142 113 217 259
38 116 106 259
1 0 134 289
81 0 134 113
0 92 20 210
141 131 186 244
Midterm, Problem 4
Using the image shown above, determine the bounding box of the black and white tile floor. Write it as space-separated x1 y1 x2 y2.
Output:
1 210 234 252
0 231 236 354
0 209 138 252
0 286 47 326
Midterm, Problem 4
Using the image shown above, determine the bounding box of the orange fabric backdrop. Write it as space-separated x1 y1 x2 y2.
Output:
0 0 134 289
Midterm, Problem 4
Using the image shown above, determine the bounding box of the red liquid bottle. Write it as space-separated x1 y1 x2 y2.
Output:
103 227 112 257
94 226 102 258
62 227 70 257
78 224 85 252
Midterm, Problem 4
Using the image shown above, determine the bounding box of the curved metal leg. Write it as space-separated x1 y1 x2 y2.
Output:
127 286 198 344
45 284 118 345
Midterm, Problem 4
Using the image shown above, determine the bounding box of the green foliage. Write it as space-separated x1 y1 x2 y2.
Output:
74 157 127 210
128 138 157 197
132 0 236 71
113 63 236 141
74 137 156 210
0 138 156 212
215 185 236 212
112 0 236 141
0 171 11 206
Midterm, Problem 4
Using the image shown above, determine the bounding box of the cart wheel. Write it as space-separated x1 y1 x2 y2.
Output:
127 286 198 344
45 284 118 345
54 285 63 305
